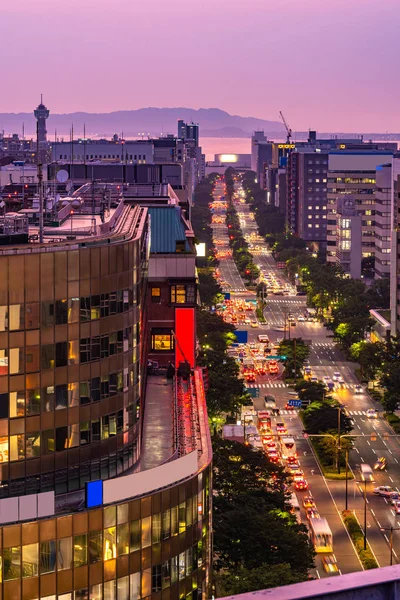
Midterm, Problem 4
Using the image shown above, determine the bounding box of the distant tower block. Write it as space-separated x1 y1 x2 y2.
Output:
34 94 50 144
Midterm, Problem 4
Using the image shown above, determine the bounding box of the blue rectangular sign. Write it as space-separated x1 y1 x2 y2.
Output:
224 292 231 300
288 399 302 408
245 387 259 398
235 330 248 344
86 480 103 508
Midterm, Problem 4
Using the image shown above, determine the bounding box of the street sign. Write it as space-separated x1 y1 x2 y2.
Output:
235 330 248 344
224 292 231 300
267 355 287 360
245 387 260 398
288 399 302 408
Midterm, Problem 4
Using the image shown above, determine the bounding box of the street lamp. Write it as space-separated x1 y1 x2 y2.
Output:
355 479 368 550
380 526 400 565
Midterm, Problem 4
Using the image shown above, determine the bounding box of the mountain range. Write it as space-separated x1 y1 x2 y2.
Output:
0 107 285 138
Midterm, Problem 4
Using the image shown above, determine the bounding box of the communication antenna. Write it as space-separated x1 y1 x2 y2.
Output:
37 122 44 243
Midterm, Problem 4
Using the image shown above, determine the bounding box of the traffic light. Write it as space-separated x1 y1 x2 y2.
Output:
370 432 377 442
383 432 389 441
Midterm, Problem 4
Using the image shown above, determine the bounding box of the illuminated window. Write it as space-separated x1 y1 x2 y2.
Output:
151 329 174 352
151 287 161 303
170 285 186 303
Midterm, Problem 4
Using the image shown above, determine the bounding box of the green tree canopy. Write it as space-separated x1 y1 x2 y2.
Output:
303 401 353 435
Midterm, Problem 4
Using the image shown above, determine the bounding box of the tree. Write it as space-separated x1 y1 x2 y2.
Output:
349 341 385 381
316 431 353 470
197 268 223 307
278 338 310 378
199 348 245 417
303 401 353 435
295 380 326 405
213 493 315 573
382 391 400 414
212 438 287 501
215 563 306 596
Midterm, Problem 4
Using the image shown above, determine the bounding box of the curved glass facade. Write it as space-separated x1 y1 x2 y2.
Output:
0 466 211 600
0 216 146 499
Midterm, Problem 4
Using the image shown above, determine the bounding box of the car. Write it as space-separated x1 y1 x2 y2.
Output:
338 376 345 385
251 322 258 328
303 359 310 366
333 372 341 381
293 473 305 482
304 366 312 376
297 315 305 322
266 441 277 449
373 485 394 497
322 555 339 574
244 318 251 324
355 384 363 394
287 456 298 464
302 496 316 509
374 457 387 471
284 403 295 411
310 376 318 383
306 508 320 520
323 376 331 384
393 501 400 515
288 465 301 475
295 479 308 491
258 334 269 343
390 493 400 505
366 408 379 419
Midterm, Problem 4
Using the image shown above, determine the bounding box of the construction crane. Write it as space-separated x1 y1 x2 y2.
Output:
279 111 292 144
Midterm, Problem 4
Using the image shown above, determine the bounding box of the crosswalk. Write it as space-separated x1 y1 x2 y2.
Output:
313 342 336 348
348 410 371 416
245 381 361 391
267 299 305 305
246 382 289 389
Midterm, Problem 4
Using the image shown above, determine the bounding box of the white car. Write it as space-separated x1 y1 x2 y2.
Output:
355 385 363 394
393 501 400 515
333 372 341 381
323 376 331 383
297 316 305 322
338 376 345 385
366 408 379 419
373 485 393 497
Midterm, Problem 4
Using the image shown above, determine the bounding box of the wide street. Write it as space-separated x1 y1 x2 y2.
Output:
211 178 400 576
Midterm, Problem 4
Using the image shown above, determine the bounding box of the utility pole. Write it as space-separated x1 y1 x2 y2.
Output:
294 338 297 381
345 448 349 510
380 526 400 565
337 407 341 475
283 305 288 340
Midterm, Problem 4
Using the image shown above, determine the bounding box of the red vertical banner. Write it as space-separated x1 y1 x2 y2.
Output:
175 308 195 368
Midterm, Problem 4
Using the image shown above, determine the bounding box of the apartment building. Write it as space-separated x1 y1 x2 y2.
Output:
326 151 393 275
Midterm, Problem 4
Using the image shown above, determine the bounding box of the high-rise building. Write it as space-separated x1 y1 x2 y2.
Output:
326 151 393 273
286 150 329 245
0 188 212 599
331 196 363 278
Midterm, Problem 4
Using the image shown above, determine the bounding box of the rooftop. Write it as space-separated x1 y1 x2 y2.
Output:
148 205 191 253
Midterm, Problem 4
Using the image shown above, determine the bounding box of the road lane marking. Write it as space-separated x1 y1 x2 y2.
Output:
390 477 394 483
384 534 389 543
360 456 364 462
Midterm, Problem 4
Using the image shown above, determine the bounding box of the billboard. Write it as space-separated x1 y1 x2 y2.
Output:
175 308 196 368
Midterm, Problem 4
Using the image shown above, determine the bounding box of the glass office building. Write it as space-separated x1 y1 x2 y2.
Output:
0 200 212 600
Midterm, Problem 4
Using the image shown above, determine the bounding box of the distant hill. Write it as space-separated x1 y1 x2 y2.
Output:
0 107 285 138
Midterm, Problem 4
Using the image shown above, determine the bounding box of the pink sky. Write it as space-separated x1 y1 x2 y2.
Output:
1 0 399 131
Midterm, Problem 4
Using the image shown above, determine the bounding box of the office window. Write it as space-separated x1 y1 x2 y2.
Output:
26 432 40 458
55 300 68 325
56 342 68 367
22 543 39 578
4 546 21 580
40 541 56 574
10 391 24 418
151 329 174 352
74 534 88 567
89 531 102 564
56 384 68 410
151 287 161 303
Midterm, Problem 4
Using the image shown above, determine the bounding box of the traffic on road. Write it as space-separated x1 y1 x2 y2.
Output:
211 176 400 575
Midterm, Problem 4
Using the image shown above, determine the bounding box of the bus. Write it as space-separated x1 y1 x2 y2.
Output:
360 463 375 482
309 518 333 553
257 411 272 433
288 492 301 523
280 437 297 460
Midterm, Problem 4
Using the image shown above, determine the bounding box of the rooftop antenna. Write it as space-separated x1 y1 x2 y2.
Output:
84 123 86 166
36 121 44 243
